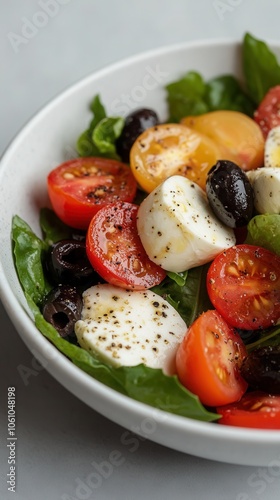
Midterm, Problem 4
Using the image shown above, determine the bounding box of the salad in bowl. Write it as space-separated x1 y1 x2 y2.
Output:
1 32 280 465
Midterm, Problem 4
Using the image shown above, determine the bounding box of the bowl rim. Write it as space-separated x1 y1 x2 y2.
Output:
1 36 280 455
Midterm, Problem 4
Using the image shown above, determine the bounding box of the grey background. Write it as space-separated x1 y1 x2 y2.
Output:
1 1 280 499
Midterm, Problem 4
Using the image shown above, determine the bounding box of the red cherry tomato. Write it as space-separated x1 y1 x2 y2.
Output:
254 85 280 138
47 157 137 229
176 310 248 407
217 392 280 429
86 202 166 290
207 245 280 330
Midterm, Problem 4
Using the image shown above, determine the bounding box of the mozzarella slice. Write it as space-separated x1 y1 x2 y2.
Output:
74 284 187 375
136 175 235 272
265 126 280 168
246 167 280 214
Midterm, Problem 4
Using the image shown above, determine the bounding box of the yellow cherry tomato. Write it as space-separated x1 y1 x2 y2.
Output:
130 123 222 192
181 111 264 171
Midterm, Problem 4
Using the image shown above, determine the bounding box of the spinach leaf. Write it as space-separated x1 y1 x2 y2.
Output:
76 94 124 160
246 214 280 255
166 71 208 122
206 75 254 117
243 32 280 105
89 94 106 132
92 116 125 159
247 325 280 352
33 297 217 420
166 270 188 287
76 129 100 157
112 364 217 420
166 71 254 122
40 208 73 247
12 215 51 306
13 214 218 422
153 265 211 325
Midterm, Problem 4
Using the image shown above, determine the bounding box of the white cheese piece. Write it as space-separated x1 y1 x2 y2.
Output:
136 175 235 272
74 284 187 375
247 167 280 214
264 126 280 168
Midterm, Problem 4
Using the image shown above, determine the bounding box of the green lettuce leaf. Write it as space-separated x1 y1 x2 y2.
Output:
243 32 280 105
166 270 188 287
246 214 280 255
12 214 218 422
166 71 209 122
76 94 124 160
247 325 280 351
165 71 253 122
89 94 106 131
92 116 125 159
76 129 100 157
12 216 51 306
206 75 254 116
40 207 73 247
153 265 212 326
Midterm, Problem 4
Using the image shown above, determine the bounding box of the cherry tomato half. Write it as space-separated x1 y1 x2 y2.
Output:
47 157 137 229
254 86 280 138
217 392 280 429
86 202 166 290
181 110 264 171
130 123 222 192
207 245 280 330
176 310 248 407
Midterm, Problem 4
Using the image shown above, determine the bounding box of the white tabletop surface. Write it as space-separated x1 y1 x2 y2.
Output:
1 1 280 499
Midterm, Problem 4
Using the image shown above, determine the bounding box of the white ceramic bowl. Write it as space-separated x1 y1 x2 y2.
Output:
1 39 280 466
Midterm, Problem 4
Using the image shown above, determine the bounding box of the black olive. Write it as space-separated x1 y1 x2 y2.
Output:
241 345 280 394
116 108 159 162
206 160 254 228
42 285 82 338
45 239 96 286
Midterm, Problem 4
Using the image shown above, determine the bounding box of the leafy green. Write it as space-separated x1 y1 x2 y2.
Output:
40 208 73 248
76 94 124 160
166 270 188 287
206 75 254 117
246 214 280 255
12 216 51 306
243 32 280 105
165 71 254 122
247 325 280 352
92 116 125 158
76 129 100 157
153 265 212 326
89 94 106 131
12 213 217 422
166 71 209 122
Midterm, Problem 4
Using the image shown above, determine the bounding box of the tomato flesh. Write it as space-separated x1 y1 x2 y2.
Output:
254 85 280 138
176 310 248 407
207 245 280 330
181 110 264 171
217 392 280 429
130 123 222 192
86 202 166 290
47 157 137 229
